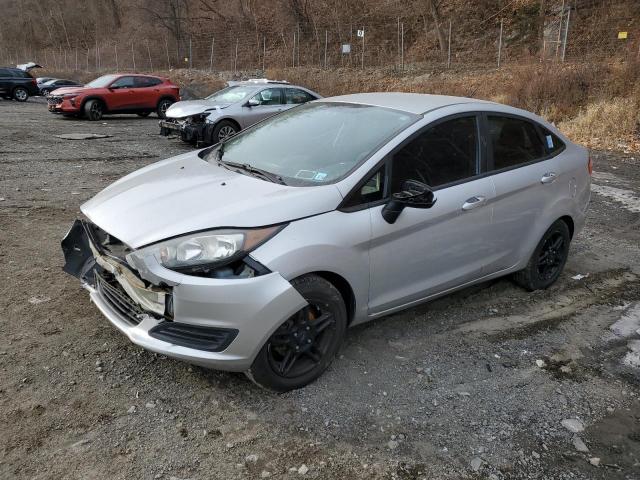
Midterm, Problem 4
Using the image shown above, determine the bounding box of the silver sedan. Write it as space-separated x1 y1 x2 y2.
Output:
159 79 321 147
63 93 590 391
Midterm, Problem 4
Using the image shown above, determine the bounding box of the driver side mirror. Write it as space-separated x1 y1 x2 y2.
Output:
247 97 261 107
381 180 436 224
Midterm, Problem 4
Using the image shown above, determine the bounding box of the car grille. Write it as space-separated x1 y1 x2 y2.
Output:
47 96 62 105
96 271 146 325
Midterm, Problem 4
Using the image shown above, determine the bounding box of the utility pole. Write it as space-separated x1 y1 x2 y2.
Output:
234 38 238 73
447 20 452 68
324 30 328 69
209 37 215 71
401 22 404 71
164 38 171 69
297 24 300 66
146 41 153 71
561 8 570 62
131 42 136 70
361 26 365 69
114 44 118 71
497 18 503 67
397 17 400 69
292 31 296 67
556 0 565 58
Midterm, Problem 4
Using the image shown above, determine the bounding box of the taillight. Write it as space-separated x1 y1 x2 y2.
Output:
587 154 593 175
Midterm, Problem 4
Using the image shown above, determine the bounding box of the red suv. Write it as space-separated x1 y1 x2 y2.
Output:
47 74 180 121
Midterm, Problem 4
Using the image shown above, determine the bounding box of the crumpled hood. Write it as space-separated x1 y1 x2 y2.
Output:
165 100 231 119
81 151 343 249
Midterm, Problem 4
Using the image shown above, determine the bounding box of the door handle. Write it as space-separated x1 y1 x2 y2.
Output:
462 196 486 211
541 172 557 184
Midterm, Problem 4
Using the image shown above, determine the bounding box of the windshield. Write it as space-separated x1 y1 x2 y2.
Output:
205 85 257 103
205 102 418 185
85 74 118 88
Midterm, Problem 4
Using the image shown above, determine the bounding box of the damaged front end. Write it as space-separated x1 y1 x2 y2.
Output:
62 219 171 323
159 114 212 147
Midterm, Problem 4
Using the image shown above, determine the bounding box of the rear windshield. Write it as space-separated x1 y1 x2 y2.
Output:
205 85 257 103
205 102 418 186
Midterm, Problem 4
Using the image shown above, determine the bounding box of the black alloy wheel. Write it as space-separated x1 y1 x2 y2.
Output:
513 219 571 291
247 275 347 392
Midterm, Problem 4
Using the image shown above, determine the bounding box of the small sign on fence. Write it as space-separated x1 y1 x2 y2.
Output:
357 30 365 38
618 31 628 39
341 44 351 54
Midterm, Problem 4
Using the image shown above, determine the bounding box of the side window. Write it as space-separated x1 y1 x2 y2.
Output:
110 76 136 88
540 127 565 155
0 68 10 77
342 165 386 208
488 116 546 170
285 88 315 104
135 77 161 88
252 88 283 105
390 116 478 192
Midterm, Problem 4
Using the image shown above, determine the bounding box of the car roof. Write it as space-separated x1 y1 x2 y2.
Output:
320 92 495 115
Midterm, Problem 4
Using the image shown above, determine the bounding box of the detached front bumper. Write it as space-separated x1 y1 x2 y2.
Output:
159 119 214 147
61 220 306 371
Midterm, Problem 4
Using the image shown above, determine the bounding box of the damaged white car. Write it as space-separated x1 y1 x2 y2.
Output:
159 79 321 147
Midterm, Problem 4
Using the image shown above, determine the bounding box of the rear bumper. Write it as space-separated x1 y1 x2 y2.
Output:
62 220 306 371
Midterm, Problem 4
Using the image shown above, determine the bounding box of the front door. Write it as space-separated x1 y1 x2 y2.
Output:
107 76 137 110
241 87 285 126
367 114 496 315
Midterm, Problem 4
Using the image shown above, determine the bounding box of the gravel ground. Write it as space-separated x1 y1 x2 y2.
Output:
1 99 640 480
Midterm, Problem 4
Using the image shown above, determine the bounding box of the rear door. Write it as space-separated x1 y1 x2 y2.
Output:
133 76 162 108
367 114 496 315
241 87 285 125
483 114 565 272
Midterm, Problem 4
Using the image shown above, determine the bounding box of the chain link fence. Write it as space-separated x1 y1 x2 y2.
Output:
3 5 638 76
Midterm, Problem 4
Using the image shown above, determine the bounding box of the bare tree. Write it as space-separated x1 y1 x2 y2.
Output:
426 0 447 56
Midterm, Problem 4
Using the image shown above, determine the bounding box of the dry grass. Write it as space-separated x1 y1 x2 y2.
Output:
559 96 640 150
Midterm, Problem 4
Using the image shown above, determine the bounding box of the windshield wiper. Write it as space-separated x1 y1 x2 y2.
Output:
218 159 287 185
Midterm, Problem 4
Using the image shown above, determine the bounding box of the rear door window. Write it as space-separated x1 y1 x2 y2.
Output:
135 76 161 88
540 127 565 155
487 116 547 171
285 88 316 104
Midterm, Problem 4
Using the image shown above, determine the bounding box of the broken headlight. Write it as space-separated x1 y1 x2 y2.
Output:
126 226 284 272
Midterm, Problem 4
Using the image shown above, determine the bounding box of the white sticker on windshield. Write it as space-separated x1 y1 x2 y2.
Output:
546 135 554 149
313 172 328 181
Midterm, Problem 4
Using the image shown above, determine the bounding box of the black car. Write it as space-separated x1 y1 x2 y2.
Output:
0 67 39 101
39 78 83 96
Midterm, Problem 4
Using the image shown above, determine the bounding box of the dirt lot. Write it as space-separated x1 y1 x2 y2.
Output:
1 99 640 480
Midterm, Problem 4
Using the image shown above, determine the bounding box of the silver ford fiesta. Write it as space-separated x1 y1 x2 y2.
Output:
62 93 591 391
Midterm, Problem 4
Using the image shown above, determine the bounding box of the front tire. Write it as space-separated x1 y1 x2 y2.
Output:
84 99 103 121
513 219 571 291
13 87 28 102
212 120 238 144
41 89 50 96
246 275 347 392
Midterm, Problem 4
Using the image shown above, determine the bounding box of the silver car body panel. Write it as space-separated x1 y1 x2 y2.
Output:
74 93 590 369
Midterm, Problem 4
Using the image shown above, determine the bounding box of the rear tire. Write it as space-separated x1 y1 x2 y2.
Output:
156 98 174 119
513 219 571 291
41 89 50 96
84 99 103 121
137 112 151 117
246 275 347 392
13 87 28 102
211 120 239 144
